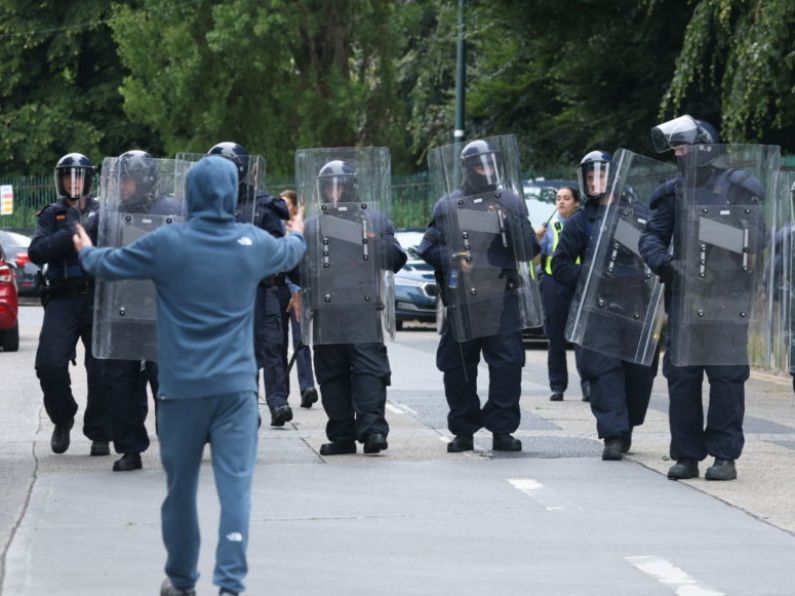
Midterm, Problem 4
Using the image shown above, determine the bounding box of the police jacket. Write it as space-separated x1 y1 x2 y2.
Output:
418 188 539 306
29 196 99 290
243 189 299 285
550 201 601 291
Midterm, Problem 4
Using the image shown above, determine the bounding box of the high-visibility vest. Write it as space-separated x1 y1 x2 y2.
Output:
544 220 579 275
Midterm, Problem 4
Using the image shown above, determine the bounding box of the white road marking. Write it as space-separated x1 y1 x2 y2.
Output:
385 403 405 415
506 478 579 511
625 556 725 596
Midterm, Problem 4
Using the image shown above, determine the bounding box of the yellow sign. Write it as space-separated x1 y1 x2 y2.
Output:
0 185 12 215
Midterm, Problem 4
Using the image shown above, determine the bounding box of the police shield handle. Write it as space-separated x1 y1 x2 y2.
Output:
287 206 305 235
72 223 94 253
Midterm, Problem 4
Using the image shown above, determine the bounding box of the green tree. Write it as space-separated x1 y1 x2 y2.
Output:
661 0 795 149
111 0 412 177
0 0 159 175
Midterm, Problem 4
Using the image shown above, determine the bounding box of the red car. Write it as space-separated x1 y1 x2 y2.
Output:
0 241 19 352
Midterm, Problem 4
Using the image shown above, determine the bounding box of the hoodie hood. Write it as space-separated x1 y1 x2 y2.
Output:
186 155 238 223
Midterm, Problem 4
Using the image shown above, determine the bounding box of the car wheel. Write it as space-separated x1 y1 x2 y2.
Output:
396 320 404 331
2 323 19 352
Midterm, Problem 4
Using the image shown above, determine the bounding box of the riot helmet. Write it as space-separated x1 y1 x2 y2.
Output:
460 140 502 193
317 160 358 204
118 150 158 207
650 115 722 167
208 142 250 182
54 153 95 200
577 150 612 202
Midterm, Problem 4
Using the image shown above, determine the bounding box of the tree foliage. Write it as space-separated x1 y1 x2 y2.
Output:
662 0 795 147
0 0 159 175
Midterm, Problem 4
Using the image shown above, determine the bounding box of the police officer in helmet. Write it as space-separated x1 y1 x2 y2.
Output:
639 115 762 481
419 138 540 453
29 153 111 456
209 141 298 425
552 150 658 461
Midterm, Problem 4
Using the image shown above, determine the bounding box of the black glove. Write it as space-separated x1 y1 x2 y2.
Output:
659 259 680 285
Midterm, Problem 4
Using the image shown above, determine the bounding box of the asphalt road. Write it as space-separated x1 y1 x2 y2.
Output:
2 307 795 595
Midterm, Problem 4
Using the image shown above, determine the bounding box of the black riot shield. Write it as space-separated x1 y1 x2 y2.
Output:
296 147 396 346
565 150 674 366
427 135 542 342
92 156 186 361
670 144 781 367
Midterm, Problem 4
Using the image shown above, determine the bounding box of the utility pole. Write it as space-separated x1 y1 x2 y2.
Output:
453 0 466 144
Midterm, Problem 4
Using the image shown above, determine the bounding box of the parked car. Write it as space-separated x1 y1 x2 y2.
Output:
0 241 20 351
0 230 42 297
394 229 437 330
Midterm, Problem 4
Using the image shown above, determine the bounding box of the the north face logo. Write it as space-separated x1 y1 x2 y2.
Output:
237 236 253 246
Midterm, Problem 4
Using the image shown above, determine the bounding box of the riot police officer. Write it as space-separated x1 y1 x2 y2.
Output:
419 139 540 453
639 116 767 481
306 159 407 455
29 153 111 455
103 150 164 472
208 142 297 426
552 151 658 461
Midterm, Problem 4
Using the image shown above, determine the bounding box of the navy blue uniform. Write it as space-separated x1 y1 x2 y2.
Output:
29 197 111 442
307 210 407 444
419 189 539 437
245 191 295 411
638 170 762 462
552 199 657 441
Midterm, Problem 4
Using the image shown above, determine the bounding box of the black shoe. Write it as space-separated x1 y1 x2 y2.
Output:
270 404 293 427
319 441 357 456
447 434 474 453
300 387 318 408
602 437 623 461
363 433 388 454
160 578 196 596
621 427 633 454
549 392 564 402
705 458 737 481
219 590 239 596
667 458 699 480
113 452 142 472
493 433 522 452
90 440 110 457
581 380 591 402
51 420 73 454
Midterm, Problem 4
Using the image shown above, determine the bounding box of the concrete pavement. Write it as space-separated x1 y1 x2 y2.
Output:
2 307 795 595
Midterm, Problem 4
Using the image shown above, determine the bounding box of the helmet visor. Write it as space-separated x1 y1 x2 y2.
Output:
650 115 699 153
56 167 90 199
318 175 354 204
467 152 502 188
578 160 610 199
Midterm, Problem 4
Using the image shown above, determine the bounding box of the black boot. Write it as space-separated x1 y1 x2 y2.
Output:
667 458 699 480
300 388 318 408
447 434 474 453
51 420 74 454
160 578 196 596
113 452 143 472
705 458 737 481
493 433 522 452
549 392 563 402
319 441 357 456
363 433 388 454
602 437 623 461
270 405 293 427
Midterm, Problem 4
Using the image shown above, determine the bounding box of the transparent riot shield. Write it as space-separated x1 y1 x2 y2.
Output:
670 144 781 367
175 152 265 223
777 171 795 374
92 156 187 361
296 147 396 346
565 150 674 366
427 134 542 342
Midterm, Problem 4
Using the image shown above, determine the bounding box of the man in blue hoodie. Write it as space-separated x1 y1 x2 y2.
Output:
74 156 306 596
